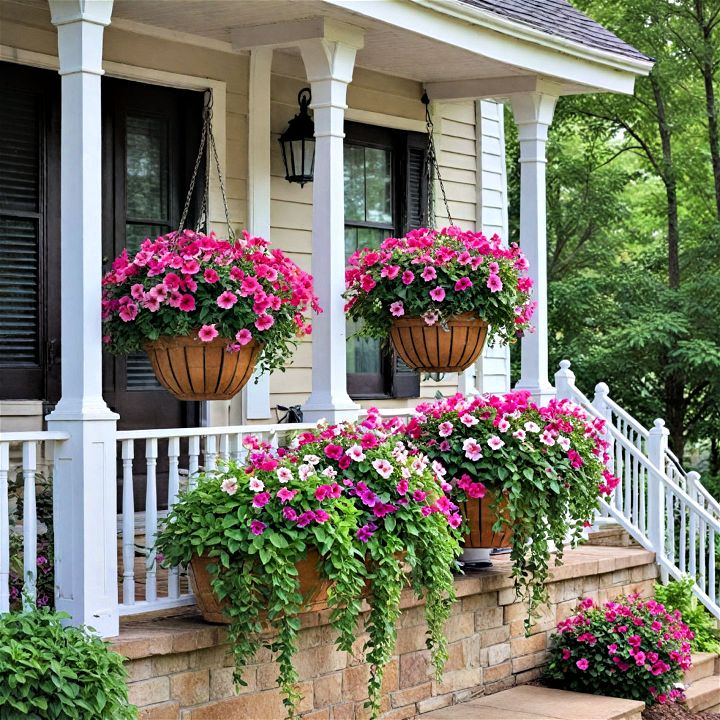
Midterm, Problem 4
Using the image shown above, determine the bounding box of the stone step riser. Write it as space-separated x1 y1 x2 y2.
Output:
684 655 717 684
683 675 720 713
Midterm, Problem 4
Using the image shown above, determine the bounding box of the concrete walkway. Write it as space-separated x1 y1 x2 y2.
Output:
421 685 645 720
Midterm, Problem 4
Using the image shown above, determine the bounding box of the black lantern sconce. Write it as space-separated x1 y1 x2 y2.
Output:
279 87 315 187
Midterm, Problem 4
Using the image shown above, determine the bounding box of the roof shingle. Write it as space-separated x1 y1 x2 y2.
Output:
458 0 651 63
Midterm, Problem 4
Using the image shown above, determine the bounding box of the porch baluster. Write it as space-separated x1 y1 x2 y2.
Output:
121 440 136 605
167 437 181 600
188 436 200 490
22 441 37 609
0 443 9 612
205 435 218 472
145 438 158 603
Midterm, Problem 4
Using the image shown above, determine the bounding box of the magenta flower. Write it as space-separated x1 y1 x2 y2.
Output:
324 444 344 460
421 266 437 282
217 290 238 309
390 301 405 317
282 506 297 521
198 324 219 342
429 286 446 302
576 658 589 671
401 270 415 285
235 328 253 346
119 302 138 322
178 294 196 312
562 648 571 660
277 487 297 503
251 491 271 508
296 510 316 528
204 268 219 283
454 277 473 291
395 479 409 495
250 520 266 535
356 523 376 543
255 314 274 331
487 274 503 292
412 489 427 502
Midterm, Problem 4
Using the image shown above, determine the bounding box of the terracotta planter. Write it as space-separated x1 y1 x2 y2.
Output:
189 551 331 624
463 493 512 549
143 335 261 401
389 313 488 373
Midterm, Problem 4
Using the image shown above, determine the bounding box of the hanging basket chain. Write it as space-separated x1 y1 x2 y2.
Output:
421 92 453 227
178 91 235 241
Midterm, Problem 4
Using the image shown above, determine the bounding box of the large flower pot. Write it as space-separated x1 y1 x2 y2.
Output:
389 313 488 373
189 551 331 624
143 335 261 401
463 493 512 551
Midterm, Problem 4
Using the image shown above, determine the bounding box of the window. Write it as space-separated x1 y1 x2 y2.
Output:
0 62 60 401
344 122 427 399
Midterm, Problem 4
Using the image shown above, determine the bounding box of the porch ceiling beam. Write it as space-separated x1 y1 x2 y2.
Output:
231 17 365 51
424 76 564 101
323 0 648 94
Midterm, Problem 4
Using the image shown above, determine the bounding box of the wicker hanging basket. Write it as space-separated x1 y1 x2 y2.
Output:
463 493 512 549
143 335 261 401
189 551 332 624
389 312 488 373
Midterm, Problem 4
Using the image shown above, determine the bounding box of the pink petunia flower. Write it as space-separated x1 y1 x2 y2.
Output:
422 310 439 326
487 274 503 292
371 458 393 479
217 290 238 309
198 324 219 342
178 294 196 312
421 266 437 282
221 478 238 495
401 270 415 285
255 314 274 331
438 421 453 437
487 435 505 450
235 328 253 346
429 286 446 302
204 268 219 283
250 520 266 535
462 438 483 461
390 301 405 317
576 658 589 671
454 277 473 291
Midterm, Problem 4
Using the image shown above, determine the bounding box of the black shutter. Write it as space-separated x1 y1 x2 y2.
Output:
0 64 60 400
391 131 428 399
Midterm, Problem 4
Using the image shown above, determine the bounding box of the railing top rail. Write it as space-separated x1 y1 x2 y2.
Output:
116 422 319 441
0 431 70 442
603 394 649 440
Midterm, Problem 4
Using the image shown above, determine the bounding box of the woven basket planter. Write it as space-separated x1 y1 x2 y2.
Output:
143 335 261 401
189 551 331 624
463 493 512 549
389 312 488 373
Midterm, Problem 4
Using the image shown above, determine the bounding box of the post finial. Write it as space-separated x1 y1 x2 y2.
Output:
559 359 571 371
594 382 609 397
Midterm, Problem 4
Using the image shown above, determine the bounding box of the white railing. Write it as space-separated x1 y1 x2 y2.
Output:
556 361 720 619
0 431 69 613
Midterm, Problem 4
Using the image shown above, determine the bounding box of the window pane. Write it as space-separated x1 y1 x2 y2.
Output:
356 227 387 250
125 223 167 255
126 114 168 220
346 319 382 374
364 147 392 223
344 145 365 222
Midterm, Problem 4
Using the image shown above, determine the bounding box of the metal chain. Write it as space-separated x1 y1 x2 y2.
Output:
421 92 453 227
177 91 235 241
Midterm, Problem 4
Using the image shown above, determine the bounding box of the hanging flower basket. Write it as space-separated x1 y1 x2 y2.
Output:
102 229 318 401
143 335 262 401
343 227 535 374
389 312 488 373
190 551 331 624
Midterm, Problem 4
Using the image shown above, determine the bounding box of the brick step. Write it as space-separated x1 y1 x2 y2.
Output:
421 685 644 720
683 674 720 713
585 524 637 548
685 652 718 684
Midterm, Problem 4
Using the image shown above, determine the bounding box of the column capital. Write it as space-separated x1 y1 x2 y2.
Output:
509 92 558 130
49 0 113 28
299 24 364 85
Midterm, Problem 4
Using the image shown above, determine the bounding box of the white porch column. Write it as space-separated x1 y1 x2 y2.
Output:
47 0 119 637
510 92 558 405
300 30 363 422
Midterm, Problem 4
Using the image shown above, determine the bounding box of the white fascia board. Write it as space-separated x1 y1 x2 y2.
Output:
232 17 364 51
323 0 652 94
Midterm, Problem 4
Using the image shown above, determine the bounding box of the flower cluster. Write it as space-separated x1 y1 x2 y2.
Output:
407 391 619 622
102 229 320 374
546 594 694 705
343 227 534 343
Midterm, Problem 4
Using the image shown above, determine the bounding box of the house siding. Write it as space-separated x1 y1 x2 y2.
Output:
0 3 512 427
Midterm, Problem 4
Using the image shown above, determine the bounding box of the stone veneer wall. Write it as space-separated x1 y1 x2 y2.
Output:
115 546 657 720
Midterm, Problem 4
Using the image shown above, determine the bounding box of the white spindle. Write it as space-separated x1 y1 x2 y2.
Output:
699 519 707 595
709 530 716 603
145 438 158 603
624 443 631 517
205 435 217 471
219 434 229 463
121 440 135 605
188 435 200 489
167 437 180 600
665 487 675 563
0 443 9 612
679 497 687 573
230 433 244 462
22 441 37 609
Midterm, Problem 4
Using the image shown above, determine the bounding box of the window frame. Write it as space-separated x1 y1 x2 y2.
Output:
344 121 425 400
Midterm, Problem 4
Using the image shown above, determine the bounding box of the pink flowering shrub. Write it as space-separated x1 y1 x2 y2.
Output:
343 227 535 342
156 412 461 719
102 229 319 374
546 594 693 705
406 391 619 625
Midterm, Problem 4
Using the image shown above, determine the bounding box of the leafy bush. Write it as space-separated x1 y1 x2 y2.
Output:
0 608 135 719
654 576 720 653
545 594 693 705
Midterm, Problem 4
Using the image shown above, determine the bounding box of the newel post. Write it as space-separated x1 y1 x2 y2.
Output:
647 419 669 571
554 360 575 402
46 0 119 637
300 26 364 422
